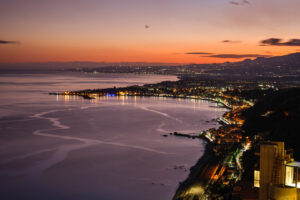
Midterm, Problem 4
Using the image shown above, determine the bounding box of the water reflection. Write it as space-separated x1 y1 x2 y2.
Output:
57 95 226 113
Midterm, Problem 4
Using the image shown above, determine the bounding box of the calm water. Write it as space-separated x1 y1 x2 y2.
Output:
0 71 227 200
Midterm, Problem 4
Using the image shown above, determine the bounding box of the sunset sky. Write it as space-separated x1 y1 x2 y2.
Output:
1 0 300 64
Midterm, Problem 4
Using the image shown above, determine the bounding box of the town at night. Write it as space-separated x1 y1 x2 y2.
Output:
1 0 300 200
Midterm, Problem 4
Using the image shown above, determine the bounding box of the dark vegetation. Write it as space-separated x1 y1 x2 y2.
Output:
242 88 300 158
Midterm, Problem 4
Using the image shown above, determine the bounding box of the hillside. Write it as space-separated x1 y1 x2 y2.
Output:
205 52 300 79
242 88 300 159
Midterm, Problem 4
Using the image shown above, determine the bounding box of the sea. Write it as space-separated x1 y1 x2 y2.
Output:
0 71 228 200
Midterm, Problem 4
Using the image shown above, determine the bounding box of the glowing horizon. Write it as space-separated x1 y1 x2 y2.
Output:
1 0 300 64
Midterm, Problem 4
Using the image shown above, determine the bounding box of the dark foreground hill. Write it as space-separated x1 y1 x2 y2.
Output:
242 88 300 159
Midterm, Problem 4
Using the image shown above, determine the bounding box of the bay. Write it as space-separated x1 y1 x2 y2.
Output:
0 71 227 200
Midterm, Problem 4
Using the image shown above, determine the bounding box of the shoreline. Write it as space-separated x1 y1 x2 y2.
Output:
172 137 215 198
170 120 227 200
50 92 237 199
57 93 231 199
51 92 232 110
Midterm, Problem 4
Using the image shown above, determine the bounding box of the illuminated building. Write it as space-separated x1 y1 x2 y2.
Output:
255 141 300 200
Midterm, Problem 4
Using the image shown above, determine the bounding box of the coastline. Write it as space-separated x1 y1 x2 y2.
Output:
62 93 230 199
51 93 232 110
172 137 215 199
50 83 244 199
171 121 227 200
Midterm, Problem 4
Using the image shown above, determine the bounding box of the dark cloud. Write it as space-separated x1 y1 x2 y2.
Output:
0 40 20 44
276 39 300 46
230 1 240 5
229 0 250 6
260 38 282 46
186 51 267 59
260 38 300 46
185 52 213 55
204 54 268 59
242 0 250 5
222 40 241 43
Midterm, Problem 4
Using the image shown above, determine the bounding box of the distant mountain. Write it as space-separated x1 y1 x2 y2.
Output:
240 52 300 72
252 52 300 65
204 52 300 78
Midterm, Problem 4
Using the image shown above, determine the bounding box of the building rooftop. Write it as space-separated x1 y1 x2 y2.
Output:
286 161 300 168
